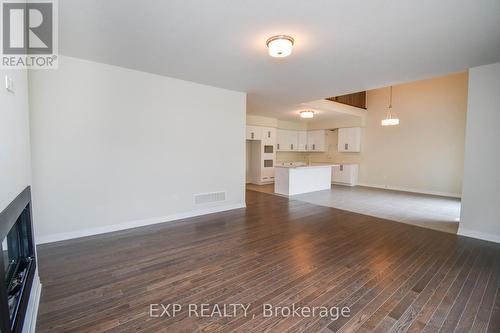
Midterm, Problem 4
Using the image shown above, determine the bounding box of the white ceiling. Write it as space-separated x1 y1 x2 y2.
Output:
59 0 500 121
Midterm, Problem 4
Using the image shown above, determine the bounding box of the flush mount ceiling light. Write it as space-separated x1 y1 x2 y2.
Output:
266 35 294 58
300 110 314 118
381 86 400 126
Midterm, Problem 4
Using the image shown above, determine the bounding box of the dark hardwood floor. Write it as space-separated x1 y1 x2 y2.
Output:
36 190 500 332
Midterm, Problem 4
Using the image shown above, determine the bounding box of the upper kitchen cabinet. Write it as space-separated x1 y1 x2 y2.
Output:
276 129 298 151
262 127 276 144
276 129 326 152
246 125 262 140
246 125 277 143
297 131 308 151
307 130 326 152
338 127 361 152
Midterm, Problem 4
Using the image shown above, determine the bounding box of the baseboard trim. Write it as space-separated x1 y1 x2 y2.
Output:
357 183 461 198
457 227 500 244
22 270 41 333
36 203 246 244
332 182 356 187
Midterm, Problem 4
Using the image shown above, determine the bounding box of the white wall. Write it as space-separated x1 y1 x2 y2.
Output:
246 114 311 131
459 62 500 243
307 115 364 130
359 72 467 197
246 114 278 128
277 119 307 131
0 69 41 333
0 69 31 211
246 114 310 131
29 56 246 243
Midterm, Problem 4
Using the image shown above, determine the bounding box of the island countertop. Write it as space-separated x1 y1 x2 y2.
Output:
274 164 338 169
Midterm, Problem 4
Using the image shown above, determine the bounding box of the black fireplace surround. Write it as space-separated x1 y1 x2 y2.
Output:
0 186 36 333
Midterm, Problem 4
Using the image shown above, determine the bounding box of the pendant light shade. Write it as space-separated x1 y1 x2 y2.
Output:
381 86 400 126
381 118 400 126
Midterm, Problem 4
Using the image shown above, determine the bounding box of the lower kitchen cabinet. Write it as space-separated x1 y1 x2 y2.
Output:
332 164 359 186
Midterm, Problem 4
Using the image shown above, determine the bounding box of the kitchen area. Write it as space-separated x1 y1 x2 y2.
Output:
245 80 464 234
246 124 361 196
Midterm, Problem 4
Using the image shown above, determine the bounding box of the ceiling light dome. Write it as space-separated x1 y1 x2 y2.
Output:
266 35 294 58
300 110 314 118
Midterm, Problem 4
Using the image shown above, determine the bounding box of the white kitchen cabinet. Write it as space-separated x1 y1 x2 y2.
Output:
276 129 326 152
297 131 308 151
338 127 361 152
262 127 276 144
246 126 262 140
276 129 298 151
246 126 276 144
248 139 276 185
332 164 359 186
260 165 275 183
307 130 326 152
276 129 286 151
275 165 332 196
246 125 276 185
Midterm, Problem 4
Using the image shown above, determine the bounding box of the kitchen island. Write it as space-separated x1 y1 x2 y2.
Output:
274 165 333 196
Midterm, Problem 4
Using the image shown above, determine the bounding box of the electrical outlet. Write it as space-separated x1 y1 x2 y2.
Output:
5 76 14 93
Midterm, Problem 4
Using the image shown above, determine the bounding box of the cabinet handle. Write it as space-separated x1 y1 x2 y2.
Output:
277 144 280 149
313 144 316 150
340 165 344 171
291 144 294 150
345 143 348 150
251 132 254 139
268 131 271 138
305 144 308 150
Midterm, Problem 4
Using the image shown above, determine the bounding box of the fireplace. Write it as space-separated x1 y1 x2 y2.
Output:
0 187 36 333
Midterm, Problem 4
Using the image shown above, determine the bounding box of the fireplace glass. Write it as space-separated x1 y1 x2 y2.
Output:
3 211 33 322
0 188 36 333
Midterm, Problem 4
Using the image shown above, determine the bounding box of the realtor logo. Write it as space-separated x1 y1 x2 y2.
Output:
1 0 58 68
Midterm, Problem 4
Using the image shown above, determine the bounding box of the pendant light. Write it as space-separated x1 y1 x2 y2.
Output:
381 86 400 126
